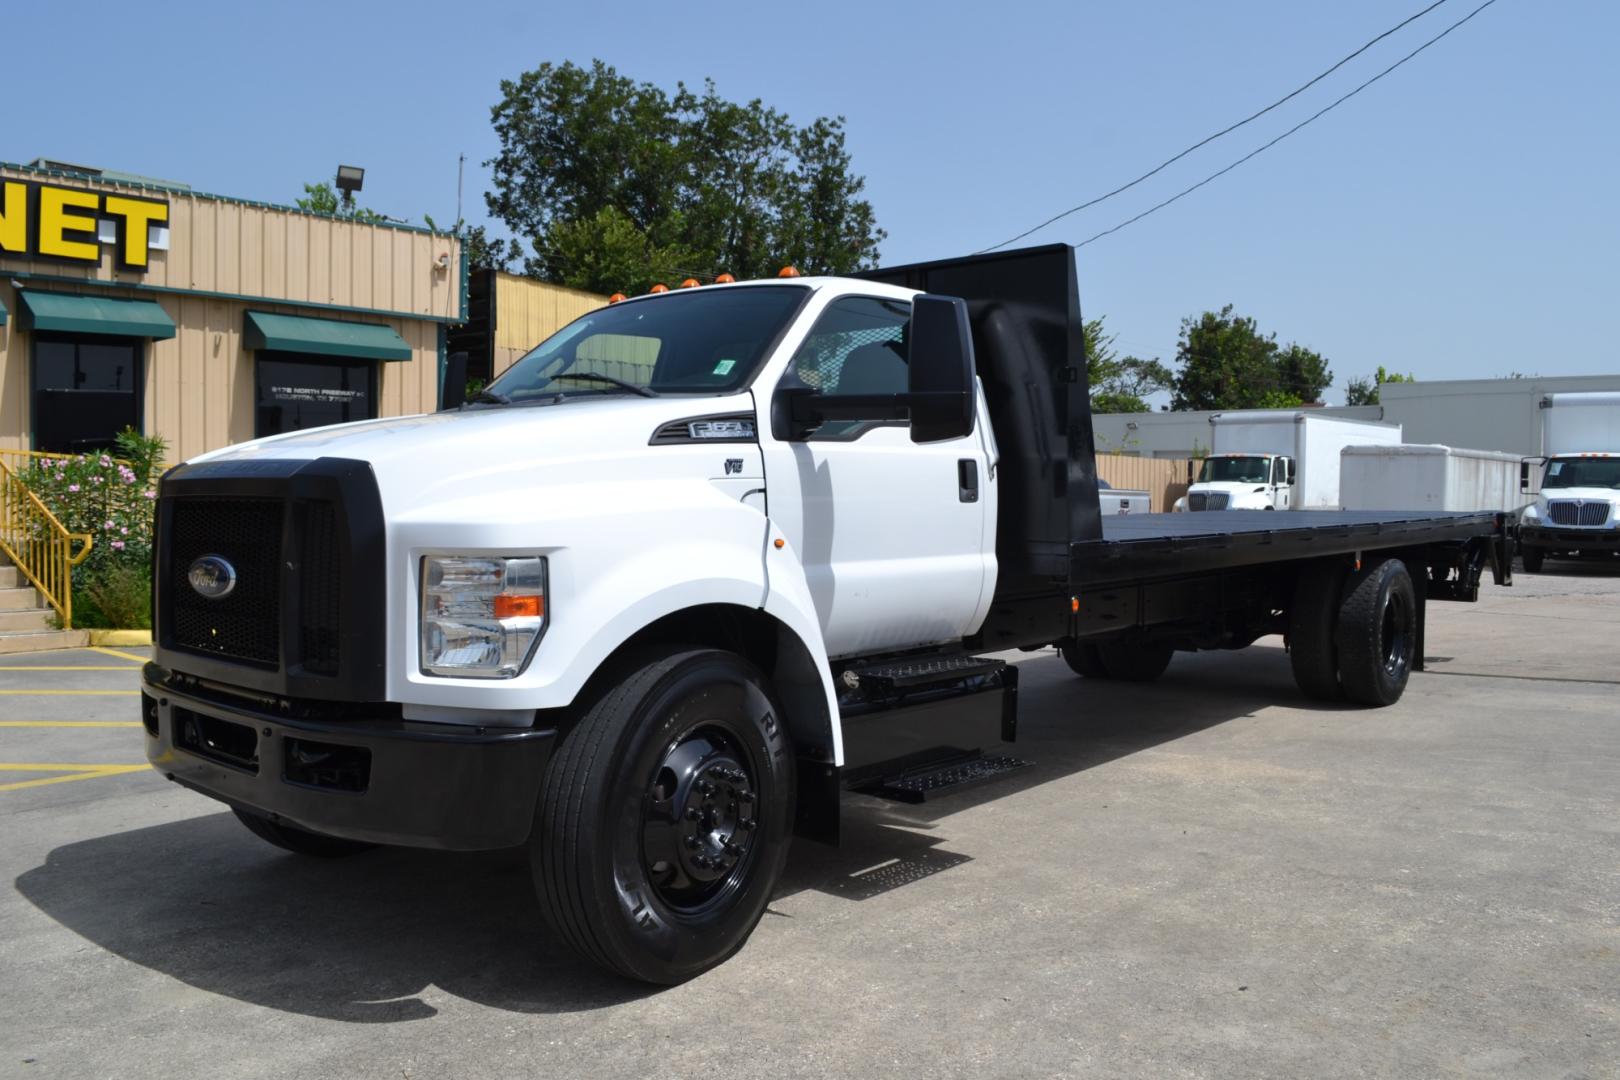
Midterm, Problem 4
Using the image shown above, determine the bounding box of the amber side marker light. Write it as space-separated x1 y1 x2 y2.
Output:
773 538 785 549
494 595 543 619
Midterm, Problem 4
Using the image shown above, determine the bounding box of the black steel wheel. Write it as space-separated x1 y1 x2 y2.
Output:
532 648 794 984
1521 547 1545 573
1335 558 1417 707
232 809 375 857
1060 639 1108 678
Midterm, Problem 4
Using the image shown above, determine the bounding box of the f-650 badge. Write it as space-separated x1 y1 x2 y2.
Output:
724 459 744 475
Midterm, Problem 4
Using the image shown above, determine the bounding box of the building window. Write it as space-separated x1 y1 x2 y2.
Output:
254 352 378 437
31 334 144 454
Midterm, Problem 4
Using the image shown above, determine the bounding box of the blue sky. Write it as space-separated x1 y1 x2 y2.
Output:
9 0 1616 401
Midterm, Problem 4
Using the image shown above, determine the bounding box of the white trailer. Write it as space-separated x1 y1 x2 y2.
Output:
1175 411 1402 511
1517 392 1620 571
1340 444 1526 514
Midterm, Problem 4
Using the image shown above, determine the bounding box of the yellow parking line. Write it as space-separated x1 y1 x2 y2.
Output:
91 647 150 663
0 689 139 696
0 665 142 672
0 763 148 793
0 721 142 728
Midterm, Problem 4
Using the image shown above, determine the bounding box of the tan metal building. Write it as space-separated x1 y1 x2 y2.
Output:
450 269 608 389
0 160 464 461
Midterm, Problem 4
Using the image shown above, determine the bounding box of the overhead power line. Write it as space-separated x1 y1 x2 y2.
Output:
1075 0 1499 249
977 0 1454 254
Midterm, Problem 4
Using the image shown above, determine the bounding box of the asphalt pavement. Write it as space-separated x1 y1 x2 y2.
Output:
2 563 1618 1079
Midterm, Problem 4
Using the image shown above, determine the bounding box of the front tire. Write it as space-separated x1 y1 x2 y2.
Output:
1335 558 1417 707
232 809 375 857
532 648 795 984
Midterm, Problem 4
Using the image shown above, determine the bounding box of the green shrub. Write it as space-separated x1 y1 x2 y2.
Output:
24 427 166 629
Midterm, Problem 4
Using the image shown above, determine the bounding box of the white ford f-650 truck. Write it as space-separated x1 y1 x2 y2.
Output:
1517 391 1620 572
1174 411 1402 512
142 246 1512 983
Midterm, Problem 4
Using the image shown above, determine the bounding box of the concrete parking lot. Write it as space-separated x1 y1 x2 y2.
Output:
3 565 1618 1079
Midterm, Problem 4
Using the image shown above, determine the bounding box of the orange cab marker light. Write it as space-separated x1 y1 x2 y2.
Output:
715 272 736 284
773 538 785 549
608 292 627 304
494 595 543 619
680 278 701 289
778 265 800 278
649 283 669 293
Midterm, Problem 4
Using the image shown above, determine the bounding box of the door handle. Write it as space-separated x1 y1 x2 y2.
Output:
958 459 979 503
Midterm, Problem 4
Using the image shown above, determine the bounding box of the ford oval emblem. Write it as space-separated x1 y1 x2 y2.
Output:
187 555 238 600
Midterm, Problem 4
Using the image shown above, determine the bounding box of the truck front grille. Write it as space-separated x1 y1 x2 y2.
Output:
169 498 284 666
1188 492 1228 511
297 501 343 675
1547 500 1611 527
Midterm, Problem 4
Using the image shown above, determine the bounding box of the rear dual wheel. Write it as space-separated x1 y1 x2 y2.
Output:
1289 557 1417 706
531 648 795 984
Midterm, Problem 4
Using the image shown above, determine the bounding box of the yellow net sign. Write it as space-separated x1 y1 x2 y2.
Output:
0 179 169 271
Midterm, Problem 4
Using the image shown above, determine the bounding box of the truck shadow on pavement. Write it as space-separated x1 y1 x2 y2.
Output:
14 645 1340 1018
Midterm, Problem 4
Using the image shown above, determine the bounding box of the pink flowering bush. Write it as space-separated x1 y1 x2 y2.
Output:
24 427 166 628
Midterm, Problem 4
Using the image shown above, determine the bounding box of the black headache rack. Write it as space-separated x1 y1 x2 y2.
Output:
153 456 389 702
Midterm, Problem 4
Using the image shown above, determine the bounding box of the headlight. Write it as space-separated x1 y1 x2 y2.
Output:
420 555 547 678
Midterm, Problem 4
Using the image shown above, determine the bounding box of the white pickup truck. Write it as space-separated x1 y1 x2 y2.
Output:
142 246 1512 983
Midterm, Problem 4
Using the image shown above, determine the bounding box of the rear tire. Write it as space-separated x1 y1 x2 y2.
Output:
1521 547 1545 573
1335 558 1417 707
532 648 795 984
1060 639 1108 677
233 809 375 857
1095 639 1175 682
1288 560 1347 701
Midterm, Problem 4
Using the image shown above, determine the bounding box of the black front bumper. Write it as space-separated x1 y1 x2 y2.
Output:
142 668 555 851
1520 524 1620 552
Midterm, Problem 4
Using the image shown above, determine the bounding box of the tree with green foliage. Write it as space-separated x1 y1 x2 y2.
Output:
1344 364 1415 406
1084 315 1174 414
1170 304 1333 411
484 60 885 294
296 181 387 224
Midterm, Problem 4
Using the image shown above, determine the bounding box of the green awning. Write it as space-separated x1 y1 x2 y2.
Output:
19 291 175 339
244 311 411 362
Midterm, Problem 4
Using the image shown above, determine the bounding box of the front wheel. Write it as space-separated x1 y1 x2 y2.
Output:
532 648 795 984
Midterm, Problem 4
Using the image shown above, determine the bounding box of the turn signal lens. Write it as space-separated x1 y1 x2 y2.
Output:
493 594 543 619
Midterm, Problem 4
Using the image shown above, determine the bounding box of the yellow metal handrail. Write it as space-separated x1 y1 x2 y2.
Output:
0 458 94 629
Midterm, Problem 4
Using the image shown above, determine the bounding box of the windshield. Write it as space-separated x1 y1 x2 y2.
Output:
483 285 809 404
1544 457 1620 489
1198 456 1272 484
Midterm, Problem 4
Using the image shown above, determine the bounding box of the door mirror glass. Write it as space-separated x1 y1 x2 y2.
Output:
1285 457 1296 484
907 294 975 443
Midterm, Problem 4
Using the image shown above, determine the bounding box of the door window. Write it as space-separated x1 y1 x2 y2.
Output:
31 334 143 453
255 352 378 437
789 296 910 440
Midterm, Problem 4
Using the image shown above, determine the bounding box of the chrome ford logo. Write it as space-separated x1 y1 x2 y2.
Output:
187 555 237 600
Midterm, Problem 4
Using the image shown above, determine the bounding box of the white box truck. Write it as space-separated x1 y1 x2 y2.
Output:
1517 392 1620 572
1174 411 1402 511
140 247 1513 983
1340 444 1527 515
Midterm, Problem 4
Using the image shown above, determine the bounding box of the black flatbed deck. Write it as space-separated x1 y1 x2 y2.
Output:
1073 509 1501 586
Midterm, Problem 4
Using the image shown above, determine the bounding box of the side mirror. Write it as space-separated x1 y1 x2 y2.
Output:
1286 458 1296 484
906 295 975 443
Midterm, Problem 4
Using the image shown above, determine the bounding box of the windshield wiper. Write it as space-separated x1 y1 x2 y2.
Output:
547 372 658 398
467 387 511 406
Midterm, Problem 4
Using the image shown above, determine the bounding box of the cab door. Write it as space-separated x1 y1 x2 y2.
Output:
1274 456 1294 509
757 295 992 659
